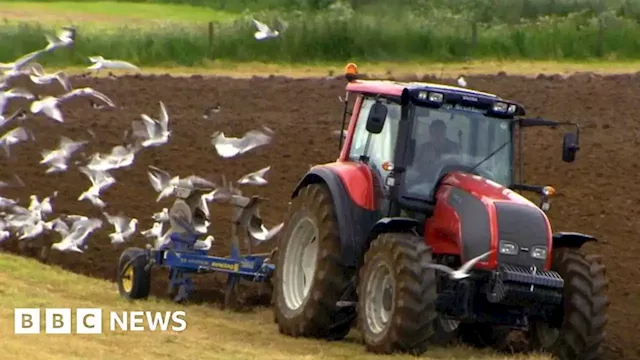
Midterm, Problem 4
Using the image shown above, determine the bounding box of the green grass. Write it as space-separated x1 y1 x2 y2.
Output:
4 1 640 67
0 1 238 25
0 252 552 360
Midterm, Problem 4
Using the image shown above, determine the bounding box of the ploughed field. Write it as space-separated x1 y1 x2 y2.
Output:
0 72 637 359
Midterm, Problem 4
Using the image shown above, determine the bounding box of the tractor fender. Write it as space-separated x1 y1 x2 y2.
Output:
291 165 378 267
552 232 597 249
365 217 422 257
369 217 421 241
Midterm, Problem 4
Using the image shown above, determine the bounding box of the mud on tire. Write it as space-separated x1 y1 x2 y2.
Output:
357 232 438 354
531 248 609 360
274 184 354 339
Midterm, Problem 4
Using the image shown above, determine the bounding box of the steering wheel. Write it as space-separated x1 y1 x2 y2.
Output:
405 155 497 196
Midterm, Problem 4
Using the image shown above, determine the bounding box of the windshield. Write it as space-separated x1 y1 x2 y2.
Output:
401 103 513 202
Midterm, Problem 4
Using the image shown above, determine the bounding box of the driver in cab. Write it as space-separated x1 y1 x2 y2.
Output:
417 119 460 163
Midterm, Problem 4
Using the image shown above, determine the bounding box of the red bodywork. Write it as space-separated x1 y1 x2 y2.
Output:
330 79 553 271
426 172 553 271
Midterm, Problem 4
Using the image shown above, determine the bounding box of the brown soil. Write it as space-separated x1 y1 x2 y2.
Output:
0 72 638 359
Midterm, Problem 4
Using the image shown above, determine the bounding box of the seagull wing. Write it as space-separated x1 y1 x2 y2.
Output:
157 101 169 131
78 166 100 187
109 60 140 70
88 56 104 63
255 165 271 178
13 49 46 70
424 263 456 274
140 114 159 137
458 250 494 274
252 19 270 33
1 127 29 143
54 71 72 91
249 222 284 243
6 87 35 100
147 166 171 192
59 88 115 107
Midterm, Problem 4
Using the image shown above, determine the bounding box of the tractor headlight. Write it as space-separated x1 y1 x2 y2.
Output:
492 102 508 112
531 246 548 260
499 241 518 255
428 92 443 103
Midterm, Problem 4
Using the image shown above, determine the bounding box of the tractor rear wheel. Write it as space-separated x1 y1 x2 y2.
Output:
530 248 609 360
274 184 354 339
357 232 438 354
117 247 151 300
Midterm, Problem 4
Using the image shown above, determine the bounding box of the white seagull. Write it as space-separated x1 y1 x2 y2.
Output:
131 101 170 147
30 87 115 123
237 166 270 186
457 75 467 88
141 221 164 239
45 28 75 51
248 222 284 244
1 88 36 115
0 109 27 129
425 250 494 280
147 166 178 202
40 136 87 173
77 167 116 208
87 56 140 73
152 208 170 222
103 212 138 245
0 127 30 157
28 64 72 91
51 217 102 253
252 19 280 40
211 127 272 158
0 49 47 72
193 235 214 251
86 144 139 171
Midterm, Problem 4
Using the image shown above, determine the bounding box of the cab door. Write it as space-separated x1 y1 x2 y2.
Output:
347 96 401 216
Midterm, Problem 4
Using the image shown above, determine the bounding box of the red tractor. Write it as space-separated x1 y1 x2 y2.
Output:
273 64 609 359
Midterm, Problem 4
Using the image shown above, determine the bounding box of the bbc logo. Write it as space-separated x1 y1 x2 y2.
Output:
15 308 103 334
15 308 187 334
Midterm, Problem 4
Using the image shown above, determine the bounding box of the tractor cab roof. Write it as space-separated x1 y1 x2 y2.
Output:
346 80 498 100
342 63 526 116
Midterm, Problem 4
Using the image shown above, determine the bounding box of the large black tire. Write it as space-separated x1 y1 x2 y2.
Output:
117 247 151 300
357 232 438 354
531 248 609 360
274 184 354 339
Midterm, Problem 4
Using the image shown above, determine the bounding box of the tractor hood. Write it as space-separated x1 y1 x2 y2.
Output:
429 171 553 271
440 172 535 205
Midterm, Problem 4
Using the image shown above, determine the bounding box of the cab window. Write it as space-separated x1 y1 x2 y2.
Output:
348 97 400 179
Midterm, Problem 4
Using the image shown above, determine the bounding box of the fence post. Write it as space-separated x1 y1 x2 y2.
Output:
596 16 604 58
208 21 214 59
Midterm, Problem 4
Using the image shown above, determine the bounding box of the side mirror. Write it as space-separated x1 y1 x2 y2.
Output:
366 102 387 134
562 132 579 163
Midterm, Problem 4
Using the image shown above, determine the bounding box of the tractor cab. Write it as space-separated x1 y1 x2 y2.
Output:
338 63 579 216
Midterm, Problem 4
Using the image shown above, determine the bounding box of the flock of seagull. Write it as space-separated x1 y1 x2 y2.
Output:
0 27 280 256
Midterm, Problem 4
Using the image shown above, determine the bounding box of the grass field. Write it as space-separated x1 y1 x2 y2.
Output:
0 253 552 360
4 1 640 66
1 1 238 24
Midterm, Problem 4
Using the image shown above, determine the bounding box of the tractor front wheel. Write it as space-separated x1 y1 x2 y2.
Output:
530 248 609 360
117 247 151 300
357 232 438 354
274 184 354 339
